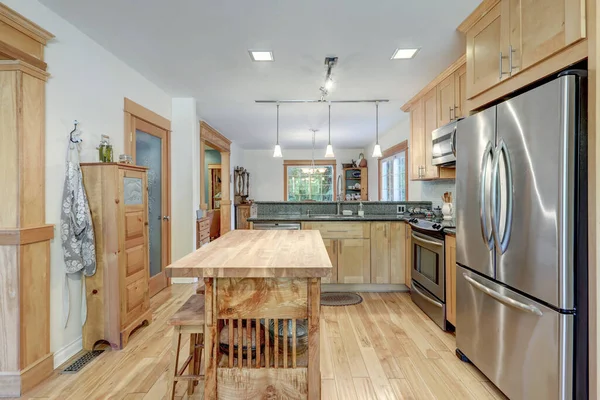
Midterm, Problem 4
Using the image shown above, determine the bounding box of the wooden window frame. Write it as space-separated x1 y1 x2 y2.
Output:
283 160 337 201
378 141 409 201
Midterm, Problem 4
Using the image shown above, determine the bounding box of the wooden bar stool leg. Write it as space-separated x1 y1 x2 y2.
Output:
194 333 203 383
188 333 197 395
167 327 182 400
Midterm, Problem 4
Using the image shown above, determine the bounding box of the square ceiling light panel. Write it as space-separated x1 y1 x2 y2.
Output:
391 48 420 60
249 50 274 61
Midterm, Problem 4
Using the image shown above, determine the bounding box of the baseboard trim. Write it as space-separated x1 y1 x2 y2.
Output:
53 336 82 369
322 283 409 292
0 352 54 397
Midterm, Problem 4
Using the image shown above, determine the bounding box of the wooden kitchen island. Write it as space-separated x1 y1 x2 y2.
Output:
167 230 331 400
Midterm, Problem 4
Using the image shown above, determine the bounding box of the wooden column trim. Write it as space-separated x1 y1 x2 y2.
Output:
0 4 54 397
0 60 49 81
0 225 54 245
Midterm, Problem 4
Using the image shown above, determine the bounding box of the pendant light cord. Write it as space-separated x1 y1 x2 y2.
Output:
276 103 280 145
376 101 379 144
328 103 332 144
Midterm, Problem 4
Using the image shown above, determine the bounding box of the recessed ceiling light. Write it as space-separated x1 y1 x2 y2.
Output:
391 48 420 60
249 50 274 61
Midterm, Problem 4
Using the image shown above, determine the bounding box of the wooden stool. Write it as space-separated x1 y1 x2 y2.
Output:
166 294 205 400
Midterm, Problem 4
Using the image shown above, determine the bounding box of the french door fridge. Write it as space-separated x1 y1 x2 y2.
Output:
455 71 588 400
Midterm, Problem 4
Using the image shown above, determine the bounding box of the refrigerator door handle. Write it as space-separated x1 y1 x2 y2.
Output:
479 141 494 249
463 273 543 317
491 139 514 254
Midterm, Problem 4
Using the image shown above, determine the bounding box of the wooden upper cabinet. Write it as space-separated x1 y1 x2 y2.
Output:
410 100 425 180
463 0 586 104
437 75 456 127
509 0 586 73
454 64 467 118
422 88 439 179
466 2 505 99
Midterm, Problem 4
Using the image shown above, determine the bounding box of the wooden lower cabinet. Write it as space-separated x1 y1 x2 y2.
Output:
196 216 210 249
322 238 338 283
370 222 407 284
338 238 371 284
302 222 370 284
445 235 457 327
235 204 251 229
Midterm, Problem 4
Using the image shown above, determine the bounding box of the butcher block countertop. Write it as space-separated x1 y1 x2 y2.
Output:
166 229 332 278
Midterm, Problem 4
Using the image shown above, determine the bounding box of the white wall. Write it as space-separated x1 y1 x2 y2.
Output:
4 0 173 368
365 116 455 205
171 99 199 262
243 149 365 201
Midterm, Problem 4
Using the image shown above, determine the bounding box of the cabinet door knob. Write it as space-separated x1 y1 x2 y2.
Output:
163 216 170 221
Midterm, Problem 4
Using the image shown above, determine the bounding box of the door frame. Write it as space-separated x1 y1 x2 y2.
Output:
124 98 171 297
199 121 232 234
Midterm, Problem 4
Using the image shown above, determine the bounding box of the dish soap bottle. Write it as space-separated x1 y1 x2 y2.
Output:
358 201 364 217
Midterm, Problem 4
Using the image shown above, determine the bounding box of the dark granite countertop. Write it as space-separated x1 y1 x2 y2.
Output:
248 214 413 222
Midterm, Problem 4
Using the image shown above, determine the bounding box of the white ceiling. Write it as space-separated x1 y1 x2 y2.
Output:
40 0 478 150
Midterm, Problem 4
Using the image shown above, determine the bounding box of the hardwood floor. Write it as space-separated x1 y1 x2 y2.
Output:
16 285 507 400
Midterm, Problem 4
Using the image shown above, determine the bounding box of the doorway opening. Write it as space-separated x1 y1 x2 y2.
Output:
205 145 222 240
199 122 232 237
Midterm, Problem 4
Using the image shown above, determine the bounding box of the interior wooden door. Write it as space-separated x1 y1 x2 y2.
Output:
337 238 370 284
437 74 455 126
466 2 506 99
370 223 391 284
409 100 425 180
423 87 439 179
509 0 586 74
454 64 467 118
132 118 171 297
322 239 337 283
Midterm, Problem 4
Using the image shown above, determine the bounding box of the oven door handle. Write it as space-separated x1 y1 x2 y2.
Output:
411 232 443 247
411 283 443 309
463 273 543 317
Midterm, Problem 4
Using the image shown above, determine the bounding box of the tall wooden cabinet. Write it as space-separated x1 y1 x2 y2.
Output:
81 163 152 350
445 235 457 327
342 167 368 201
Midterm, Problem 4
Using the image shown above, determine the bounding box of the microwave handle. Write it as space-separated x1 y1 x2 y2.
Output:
450 125 457 156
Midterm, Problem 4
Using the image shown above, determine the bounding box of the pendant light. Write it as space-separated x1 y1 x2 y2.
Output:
372 101 383 158
325 103 335 158
273 103 282 158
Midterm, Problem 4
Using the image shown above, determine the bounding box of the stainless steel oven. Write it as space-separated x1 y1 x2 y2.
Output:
410 230 446 329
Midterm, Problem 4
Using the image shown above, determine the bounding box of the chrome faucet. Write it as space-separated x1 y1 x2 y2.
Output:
337 201 341 216
336 174 343 215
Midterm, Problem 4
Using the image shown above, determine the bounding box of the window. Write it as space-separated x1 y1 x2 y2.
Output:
379 141 408 201
284 160 336 201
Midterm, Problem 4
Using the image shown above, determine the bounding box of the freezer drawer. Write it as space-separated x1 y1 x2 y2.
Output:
456 266 573 400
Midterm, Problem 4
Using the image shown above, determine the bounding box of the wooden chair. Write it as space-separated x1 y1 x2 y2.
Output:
166 294 205 399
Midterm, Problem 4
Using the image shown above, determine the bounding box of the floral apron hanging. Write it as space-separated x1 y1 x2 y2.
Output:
61 141 96 328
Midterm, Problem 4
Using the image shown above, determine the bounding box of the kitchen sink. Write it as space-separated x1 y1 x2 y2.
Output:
310 215 356 219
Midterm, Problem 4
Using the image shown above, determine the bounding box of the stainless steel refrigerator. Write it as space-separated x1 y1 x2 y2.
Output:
455 71 588 400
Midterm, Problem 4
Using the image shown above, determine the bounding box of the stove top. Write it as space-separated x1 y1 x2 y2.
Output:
408 217 455 233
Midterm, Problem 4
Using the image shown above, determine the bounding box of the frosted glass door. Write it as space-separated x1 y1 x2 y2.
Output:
136 130 162 279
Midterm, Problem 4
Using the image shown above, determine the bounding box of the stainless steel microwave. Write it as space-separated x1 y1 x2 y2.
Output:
431 120 459 166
